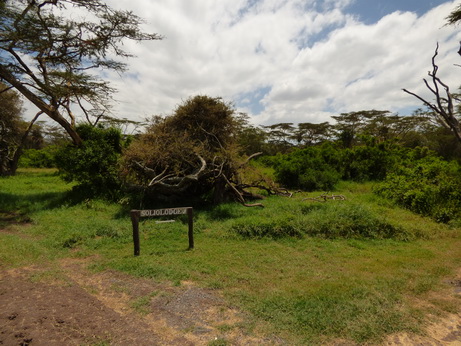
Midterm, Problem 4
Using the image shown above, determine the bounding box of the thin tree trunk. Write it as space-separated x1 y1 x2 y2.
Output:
6 111 43 176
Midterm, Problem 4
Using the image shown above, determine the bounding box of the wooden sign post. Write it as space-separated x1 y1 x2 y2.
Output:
130 207 193 256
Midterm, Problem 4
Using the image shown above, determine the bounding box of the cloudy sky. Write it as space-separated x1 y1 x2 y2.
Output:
98 0 461 127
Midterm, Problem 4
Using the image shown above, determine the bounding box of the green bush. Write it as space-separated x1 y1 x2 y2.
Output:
55 124 124 199
340 141 401 181
298 203 409 240
265 144 342 191
229 203 409 240
264 141 407 191
374 156 461 223
19 146 59 168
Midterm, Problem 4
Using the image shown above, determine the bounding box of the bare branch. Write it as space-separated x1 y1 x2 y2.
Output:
238 152 262 169
402 43 461 143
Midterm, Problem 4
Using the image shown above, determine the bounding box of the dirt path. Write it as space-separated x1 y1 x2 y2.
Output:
0 257 280 345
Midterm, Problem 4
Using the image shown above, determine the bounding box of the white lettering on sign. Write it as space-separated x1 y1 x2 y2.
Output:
140 208 188 218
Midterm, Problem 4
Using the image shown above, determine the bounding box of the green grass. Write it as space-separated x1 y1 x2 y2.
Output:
1 169 460 344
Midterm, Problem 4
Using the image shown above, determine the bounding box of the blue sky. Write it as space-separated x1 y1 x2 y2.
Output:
92 0 461 127
347 0 450 23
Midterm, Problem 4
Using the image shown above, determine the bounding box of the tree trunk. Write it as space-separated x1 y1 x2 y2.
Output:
0 65 83 146
212 177 228 205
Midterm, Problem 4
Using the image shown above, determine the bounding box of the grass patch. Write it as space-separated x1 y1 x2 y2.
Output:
1 169 460 344
0 232 55 267
130 295 152 315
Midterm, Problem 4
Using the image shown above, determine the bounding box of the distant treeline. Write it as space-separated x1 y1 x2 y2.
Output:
238 109 461 161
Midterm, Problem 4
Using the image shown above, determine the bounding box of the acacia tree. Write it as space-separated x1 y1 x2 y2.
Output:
446 4 461 25
293 122 332 147
0 0 161 145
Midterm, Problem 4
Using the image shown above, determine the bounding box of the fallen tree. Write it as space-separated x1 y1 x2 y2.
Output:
121 95 283 206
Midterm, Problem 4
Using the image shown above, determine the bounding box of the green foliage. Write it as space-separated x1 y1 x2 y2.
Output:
264 141 406 191
55 124 124 199
340 138 401 181
299 203 409 240
19 146 59 168
264 144 342 191
374 155 461 223
230 216 302 239
0 81 26 175
230 202 408 240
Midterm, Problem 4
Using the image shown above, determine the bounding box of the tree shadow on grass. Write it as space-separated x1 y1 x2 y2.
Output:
0 189 94 215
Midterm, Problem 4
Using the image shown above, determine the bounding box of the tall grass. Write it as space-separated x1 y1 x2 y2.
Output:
1 169 460 344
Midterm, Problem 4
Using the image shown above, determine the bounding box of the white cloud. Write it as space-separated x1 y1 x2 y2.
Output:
86 0 461 127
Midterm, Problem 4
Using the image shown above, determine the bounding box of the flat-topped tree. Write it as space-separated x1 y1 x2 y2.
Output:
0 0 162 145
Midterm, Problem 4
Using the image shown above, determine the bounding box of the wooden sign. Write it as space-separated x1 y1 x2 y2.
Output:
139 207 188 217
130 207 193 256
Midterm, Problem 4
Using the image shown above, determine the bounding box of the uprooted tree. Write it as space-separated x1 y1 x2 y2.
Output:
121 95 284 206
0 0 162 146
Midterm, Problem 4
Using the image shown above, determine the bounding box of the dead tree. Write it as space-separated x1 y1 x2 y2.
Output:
127 152 274 207
122 96 289 207
403 43 461 144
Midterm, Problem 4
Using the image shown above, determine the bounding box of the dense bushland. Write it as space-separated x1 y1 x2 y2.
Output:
261 143 342 191
263 139 406 191
15 101 461 225
374 154 461 223
263 141 461 224
19 146 59 168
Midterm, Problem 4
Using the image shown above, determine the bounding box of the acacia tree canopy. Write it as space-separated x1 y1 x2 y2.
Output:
0 0 162 145
446 4 461 25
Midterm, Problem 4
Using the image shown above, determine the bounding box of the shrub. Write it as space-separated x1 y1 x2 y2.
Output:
229 203 409 240
230 216 303 239
266 145 342 191
298 203 409 240
264 141 407 191
374 156 461 223
340 141 401 181
55 124 124 199
19 146 59 168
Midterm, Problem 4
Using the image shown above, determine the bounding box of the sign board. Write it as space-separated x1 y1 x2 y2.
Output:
130 207 193 256
140 207 188 217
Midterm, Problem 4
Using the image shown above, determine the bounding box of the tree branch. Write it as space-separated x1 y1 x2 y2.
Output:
402 43 461 143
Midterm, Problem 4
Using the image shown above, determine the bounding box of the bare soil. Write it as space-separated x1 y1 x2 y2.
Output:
0 256 283 345
382 269 461 346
